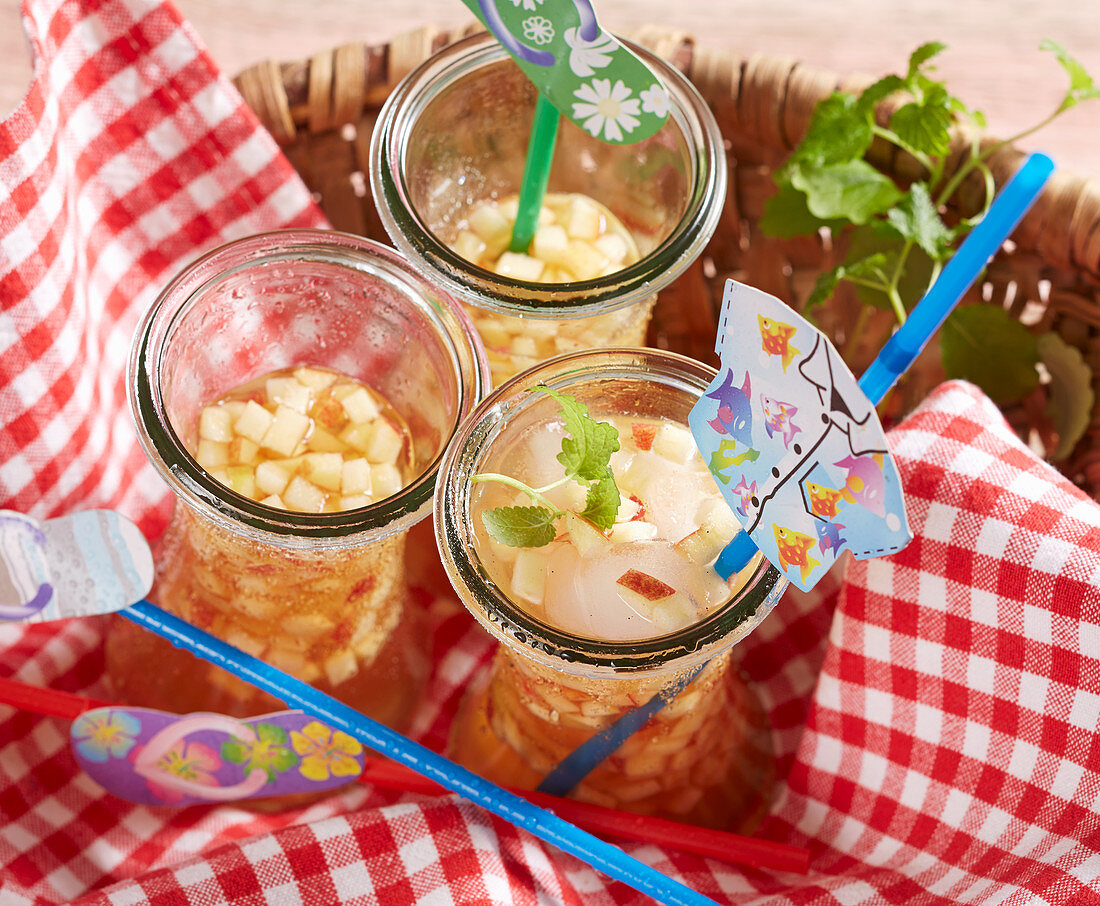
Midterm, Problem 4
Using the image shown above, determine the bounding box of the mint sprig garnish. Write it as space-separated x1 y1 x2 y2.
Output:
474 387 621 547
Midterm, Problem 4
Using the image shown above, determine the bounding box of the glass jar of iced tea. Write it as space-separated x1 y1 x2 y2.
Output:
106 230 489 730
435 348 787 831
370 33 726 386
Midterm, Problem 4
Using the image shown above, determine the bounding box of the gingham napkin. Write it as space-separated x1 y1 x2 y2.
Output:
4 2 1100 905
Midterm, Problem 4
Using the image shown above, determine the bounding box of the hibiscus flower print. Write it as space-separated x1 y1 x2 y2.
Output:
72 710 141 763
509 0 543 11
522 16 554 46
563 27 617 77
291 721 363 782
572 79 641 142
221 721 298 783
145 740 221 803
640 83 671 119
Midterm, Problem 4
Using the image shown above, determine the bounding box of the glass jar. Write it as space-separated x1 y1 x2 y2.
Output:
434 348 787 831
106 230 490 730
370 33 727 386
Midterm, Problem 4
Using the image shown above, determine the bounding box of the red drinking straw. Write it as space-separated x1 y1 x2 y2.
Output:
0 675 809 875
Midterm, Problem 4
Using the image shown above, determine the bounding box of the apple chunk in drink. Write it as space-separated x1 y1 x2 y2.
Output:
435 350 787 830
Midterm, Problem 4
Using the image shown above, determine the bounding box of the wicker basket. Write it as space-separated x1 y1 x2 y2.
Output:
232 24 1100 496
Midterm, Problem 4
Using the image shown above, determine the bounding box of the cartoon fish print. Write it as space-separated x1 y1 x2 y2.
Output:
815 520 847 556
731 476 758 518
760 395 801 449
704 369 754 449
804 479 854 520
709 441 760 482
758 315 801 372
834 453 886 517
773 524 821 585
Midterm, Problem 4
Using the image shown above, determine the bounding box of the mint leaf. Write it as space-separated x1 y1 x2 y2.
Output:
806 267 843 311
845 226 935 312
537 386 620 482
581 476 620 530
482 505 558 548
886 183 954 259
906 42 947 82
857 74 906 114
889 85 953 158
791 160 904 224
1041 39 1100 110
1038 333 1095 460
761 181 847 238
941 306 1039 403
786 93 872 170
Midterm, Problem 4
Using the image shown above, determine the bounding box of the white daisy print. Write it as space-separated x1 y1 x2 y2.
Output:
563 27 617 77
522 16 554 46
509 0 543 10
572 79 641 142
640 83 671 118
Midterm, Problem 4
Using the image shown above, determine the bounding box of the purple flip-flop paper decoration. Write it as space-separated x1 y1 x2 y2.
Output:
688 279 912 592
0 509 153 622
73 707 367 806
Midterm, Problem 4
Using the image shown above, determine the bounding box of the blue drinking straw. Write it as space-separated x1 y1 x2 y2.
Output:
714 151 1055 581
122 600 726 906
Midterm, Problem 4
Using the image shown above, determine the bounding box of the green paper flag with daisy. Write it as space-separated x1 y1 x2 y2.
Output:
460 0 670 143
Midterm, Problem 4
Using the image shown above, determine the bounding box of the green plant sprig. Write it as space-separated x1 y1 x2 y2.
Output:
761 39 1099 424
473 387 621 548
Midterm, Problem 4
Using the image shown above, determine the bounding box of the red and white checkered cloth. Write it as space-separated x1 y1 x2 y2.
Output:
4 1 1100 904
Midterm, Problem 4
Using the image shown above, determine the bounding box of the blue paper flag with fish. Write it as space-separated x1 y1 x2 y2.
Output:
688 280 912 592
459 0 670 143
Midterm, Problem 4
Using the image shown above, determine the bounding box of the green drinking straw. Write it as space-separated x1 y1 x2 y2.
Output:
509 95 560 254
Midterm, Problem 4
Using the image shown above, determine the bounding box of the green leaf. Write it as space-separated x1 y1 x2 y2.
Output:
889 90 953 158
941 306 1039 404
845 227 935 312
581 476 621 531
221 741 247 764
1038 333 1095 460
786 93 873 170
760 181 847 239
885 183 954 259
481 505 558 548
857 74 906 114
1041 39 1100 110
790 160 904 224
906 42 947 82
537 386 620 482
805 268 843 311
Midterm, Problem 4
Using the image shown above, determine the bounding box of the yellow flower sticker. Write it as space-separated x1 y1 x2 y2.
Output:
290 721 364 782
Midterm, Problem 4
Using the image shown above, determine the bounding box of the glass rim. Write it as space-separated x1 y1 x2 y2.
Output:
369 33 728 320
130 228 491 548
433 347 787 673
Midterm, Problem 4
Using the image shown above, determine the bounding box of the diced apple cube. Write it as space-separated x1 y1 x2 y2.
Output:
340 494 372 510
199 405 234 442
221 400 247 421
370 462 404 499
511 335 538 358
265 376 311 413
302 452 343 491
233 400 274 445
196 439 229 470
227 436 259 464
453 229 487 263
497 197 519 220
282 475 326 513
651 423 697 463
260 494 286 509
532 224 570 266
283 612 334 639
495 251 545 282
676 502 740 565
341 458 372 495
364 419 404 464
306 426 346 453
260 405 310 457
563 513 610 559
511 548 549 605
477 319 512 349
608 520 659 543
616 496 642 522
341 386 380 423
565 197 602 240
595 232 629 263
561 239 607 280
293 367 337 390
324 648 360 687
312 396 348 432
469 204 510 242
224 465 256 499
631 422 658 451
651 593 697 633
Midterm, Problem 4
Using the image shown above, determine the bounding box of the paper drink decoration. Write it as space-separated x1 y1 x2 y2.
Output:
72 706 367 806
689 280 912 592
0 509 153 623
460 0 670 143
